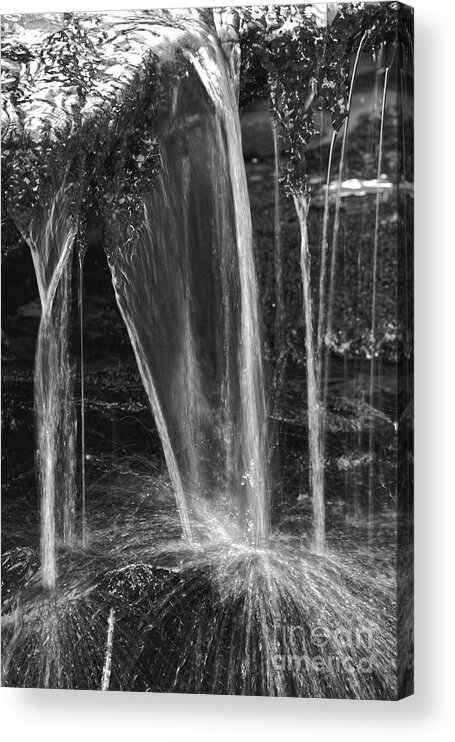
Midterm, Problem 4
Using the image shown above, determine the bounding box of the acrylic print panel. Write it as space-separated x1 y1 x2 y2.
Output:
1 2 414 698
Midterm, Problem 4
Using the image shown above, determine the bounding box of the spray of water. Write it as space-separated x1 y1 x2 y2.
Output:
101 607 116 691
2 478 397 697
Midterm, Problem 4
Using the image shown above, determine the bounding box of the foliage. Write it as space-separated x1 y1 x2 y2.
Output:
1 5 410 231
1 18 100 221
238 3 405 196
247 150 409 362
88 56 183 257
1 13 188 251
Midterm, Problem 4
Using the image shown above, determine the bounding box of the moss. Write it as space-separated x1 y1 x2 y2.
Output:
1 14 187 244
237 3 406 196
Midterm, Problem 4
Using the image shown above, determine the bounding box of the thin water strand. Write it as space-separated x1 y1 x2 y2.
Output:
368 64 390 545
78 253 87 547
101 608 116 691
293 193 324 552
324 32 368 408
271 116 285 356
317 127 337 387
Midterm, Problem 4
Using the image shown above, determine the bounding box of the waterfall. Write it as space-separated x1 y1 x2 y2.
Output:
104 26 269 546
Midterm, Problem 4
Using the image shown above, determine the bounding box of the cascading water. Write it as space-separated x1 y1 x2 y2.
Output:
1 6 413 698
271 116 285 356
323 31 368 410
368 58 391 545
104 22 269 547
293 194 325 552
22 179 79 587
77 246 87 547
316 127 337 388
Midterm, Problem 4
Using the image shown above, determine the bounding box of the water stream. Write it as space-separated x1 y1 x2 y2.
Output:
271 116 285 356
293 194 325 551
23 179 79 587
77 250 87 547
368 62 391 544
104 26 269 547
323 32 368 409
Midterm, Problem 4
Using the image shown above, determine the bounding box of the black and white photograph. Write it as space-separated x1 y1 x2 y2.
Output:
1 2 414 700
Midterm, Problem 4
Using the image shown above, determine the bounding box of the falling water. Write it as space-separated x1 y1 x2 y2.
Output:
317 128 337 388
293 194 324 552
368 62 390 543
323 32 368 408
59 262 77 549
398 39 413 548
314 123 335 533
77 248 87 547
104 25 269 546
22 179 80 587
271 116 285 356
